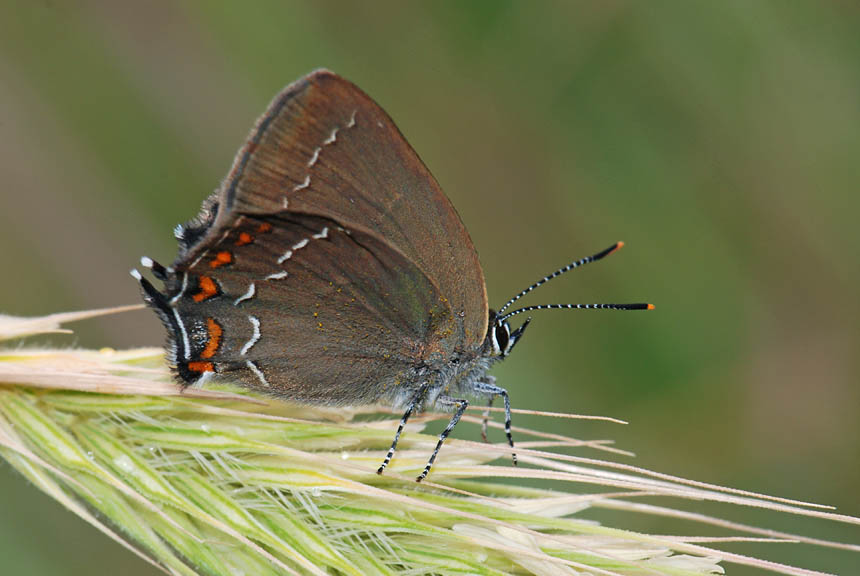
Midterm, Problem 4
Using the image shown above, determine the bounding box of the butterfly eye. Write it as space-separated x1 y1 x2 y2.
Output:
494 322 511 355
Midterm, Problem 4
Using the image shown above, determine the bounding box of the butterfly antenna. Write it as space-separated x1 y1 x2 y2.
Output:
497 242 625 315
499 302 654 323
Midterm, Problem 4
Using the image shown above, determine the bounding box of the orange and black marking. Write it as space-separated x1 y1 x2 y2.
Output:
186 361 214 374
233 220 273 248
179 317 223 379
209 250 233 268
192 275 220 302
200 317 223 359
235 231 254 246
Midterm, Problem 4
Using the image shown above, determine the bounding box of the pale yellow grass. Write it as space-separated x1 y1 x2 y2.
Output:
0 308 857 575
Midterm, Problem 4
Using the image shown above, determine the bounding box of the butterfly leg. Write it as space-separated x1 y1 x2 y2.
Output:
417 395 469 482
474 378 517 466
377 383 428 475
481 395 493 443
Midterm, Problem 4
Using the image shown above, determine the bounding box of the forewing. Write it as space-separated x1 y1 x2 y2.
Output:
165 212 455 404
179 70 488 349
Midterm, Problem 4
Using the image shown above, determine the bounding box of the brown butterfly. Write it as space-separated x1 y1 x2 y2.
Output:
133 70 651 481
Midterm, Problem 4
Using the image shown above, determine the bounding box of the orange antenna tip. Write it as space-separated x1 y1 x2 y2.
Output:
607 241 624 256
647 304 655 310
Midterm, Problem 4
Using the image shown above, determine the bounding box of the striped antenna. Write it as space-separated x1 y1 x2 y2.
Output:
497 242 625 315
499 302 653 322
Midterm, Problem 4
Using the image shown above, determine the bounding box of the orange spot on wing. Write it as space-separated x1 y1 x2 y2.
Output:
235 232 253 246
200 318 222 359
192 276 218 302
210 251 233 268
187 361 214 373
257 222 272 233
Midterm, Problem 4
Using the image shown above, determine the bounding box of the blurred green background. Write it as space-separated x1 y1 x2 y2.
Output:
1 1 858 574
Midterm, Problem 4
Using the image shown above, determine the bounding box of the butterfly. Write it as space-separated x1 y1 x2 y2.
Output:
133 70 651 481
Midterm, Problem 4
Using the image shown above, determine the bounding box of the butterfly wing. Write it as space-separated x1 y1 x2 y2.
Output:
177 70 488 350
144 211 455 404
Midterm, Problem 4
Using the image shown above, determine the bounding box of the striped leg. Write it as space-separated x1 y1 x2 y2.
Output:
417 396 468 482
481 395 493 443
475 378 517 466
377 384 428 475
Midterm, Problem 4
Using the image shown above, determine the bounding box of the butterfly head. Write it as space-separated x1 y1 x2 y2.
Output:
486 310 531 359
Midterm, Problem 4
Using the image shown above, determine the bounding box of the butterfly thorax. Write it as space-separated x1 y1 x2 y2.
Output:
408 311 515 412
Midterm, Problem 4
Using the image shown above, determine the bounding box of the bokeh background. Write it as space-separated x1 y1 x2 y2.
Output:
1 1 858 574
